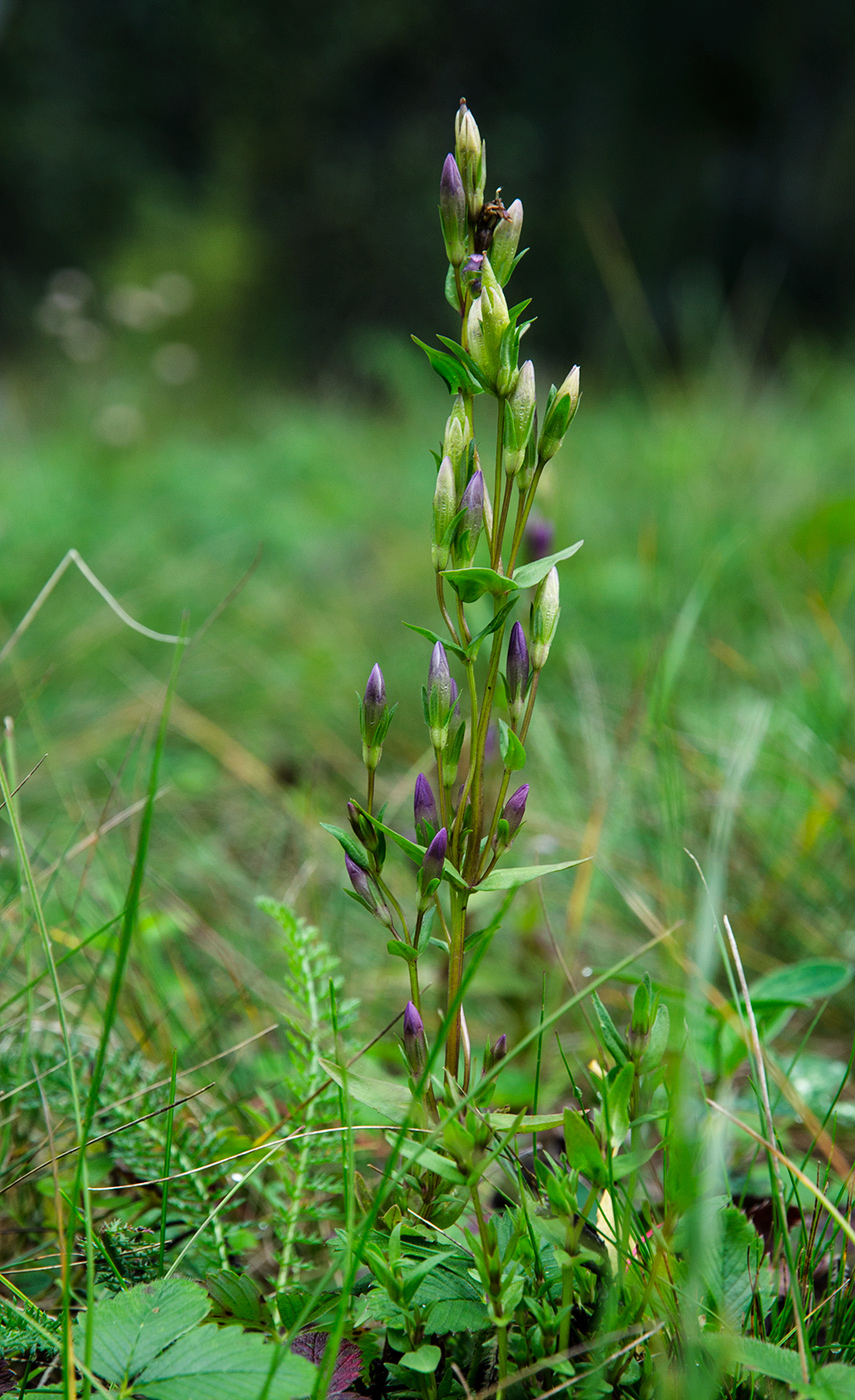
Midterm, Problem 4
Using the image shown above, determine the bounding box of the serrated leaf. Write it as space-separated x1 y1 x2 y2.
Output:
72 1280 210 1385
204 1270 265 1328
412 337 483 394
320 1059 415 1123
441 568 517 603
702 1332 804 1387
477 858 588 892
512 541 584 589
497 719 526 772
403 622 469 663
291 1333 361 1396
133 1326 316 1400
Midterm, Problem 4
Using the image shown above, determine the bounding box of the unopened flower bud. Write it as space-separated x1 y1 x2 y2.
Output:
431 455 457 572
439 154 467 268
489 199 523 286
428 641 453 708
418 826 448 908
345 853 373 904
539 366 580 463
359 663 394 772
482 1032 507 1076
504 359 536 476
466 258 510 392
530 568 561 671
505 622 530 724
403 1001 427 1075
363 664 385 731
414 773 439 846
454 98 486 219
502 784 529 840
455 468 483 564
426 642 456 749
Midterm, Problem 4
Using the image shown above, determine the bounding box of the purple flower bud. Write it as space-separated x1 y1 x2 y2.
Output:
462 253 484 274
456 468 484 564
428 642 453 708
506 622 530 722
492 1033 507 1061
344 853 372 903
502 785 529 840
431 454 457 573
421 826 448 884
402 1000 426 1074
439 154 467 268
414 773 439 839
363 664 385 731
525 515 555 562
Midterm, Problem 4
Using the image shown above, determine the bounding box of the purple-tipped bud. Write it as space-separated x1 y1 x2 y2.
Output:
506 623 530 724
504 361 536 477
490 198 523 286
502 785 529 840
456 469 484 564
421 826 448 885
402 1000 426 1075
530 568 560 671
439 154 467 268
525 515 555 562
363 664 385 730
428 642 453 707
345 853 372 903
492 1033 507 1061
454 98 486 220
414 773 439 843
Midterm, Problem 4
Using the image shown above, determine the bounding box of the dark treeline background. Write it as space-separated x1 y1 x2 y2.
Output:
2 0 855 381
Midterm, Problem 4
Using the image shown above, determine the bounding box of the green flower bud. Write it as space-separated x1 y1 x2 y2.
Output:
538 366 580 462
503 358 535 476
431 454 457 572
530 567 560 671
443 395 473 496
489 198 523 286
454 98 486 221
466 257 509 392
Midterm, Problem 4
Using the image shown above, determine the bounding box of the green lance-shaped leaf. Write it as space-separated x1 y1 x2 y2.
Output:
441 567 518 603
749 958 853 1007
412 337 484 395
320 1058 416 1124
562 1108 606 1185
512 540 584 590
477 857 589 892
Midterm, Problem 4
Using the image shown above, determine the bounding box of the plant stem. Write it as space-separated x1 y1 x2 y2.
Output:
444 885 467 1080
491 403 505 566
436 574 459 643
471 1186 508 1397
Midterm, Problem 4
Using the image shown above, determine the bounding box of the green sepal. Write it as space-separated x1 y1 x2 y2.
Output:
444 264 462 313
320 823 369 870
442 567 517 603
405 621 469 664
344 889 377 916
387 940 419 964
512 540 584 589
412 336 484 394
497 719 526 772
477 857 588 892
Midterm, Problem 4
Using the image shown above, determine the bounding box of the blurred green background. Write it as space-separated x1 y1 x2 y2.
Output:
0 1 854 1105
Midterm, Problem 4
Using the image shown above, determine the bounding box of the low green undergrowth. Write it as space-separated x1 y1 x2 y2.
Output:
0 99 854 1400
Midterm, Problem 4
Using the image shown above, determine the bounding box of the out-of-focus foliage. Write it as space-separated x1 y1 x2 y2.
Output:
2 0 855 375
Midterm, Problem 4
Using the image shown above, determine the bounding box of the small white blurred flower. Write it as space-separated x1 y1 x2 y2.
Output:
94 403 145 446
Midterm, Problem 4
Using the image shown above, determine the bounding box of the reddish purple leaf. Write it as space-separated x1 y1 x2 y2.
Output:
0 1361 16 1397
292 1332 362 1396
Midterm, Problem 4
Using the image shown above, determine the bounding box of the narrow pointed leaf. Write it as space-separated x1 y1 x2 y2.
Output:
477 858 588 892
512 541 584 589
